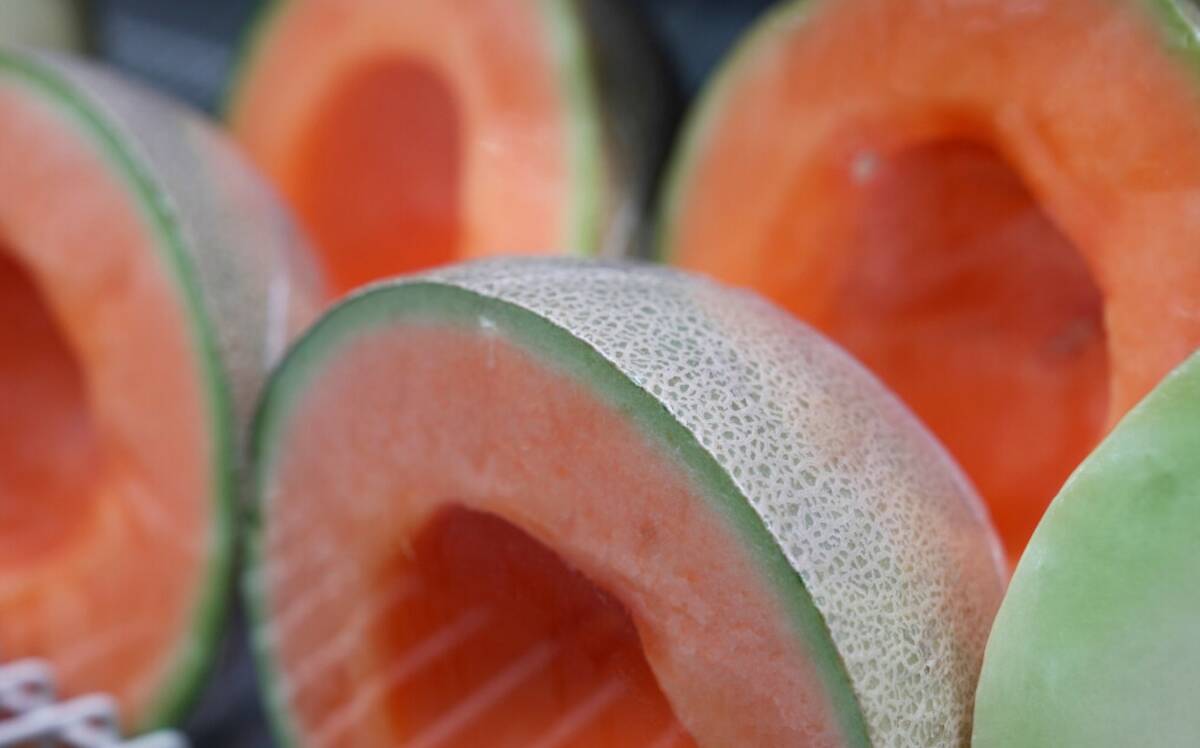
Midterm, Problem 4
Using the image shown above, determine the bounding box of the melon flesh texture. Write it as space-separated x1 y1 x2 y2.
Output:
0 251 99 566
973 350 1200 747
230 0 675 294
0 51 322 730
229 0 599 295
660 0 1200 561
249 259 1005 747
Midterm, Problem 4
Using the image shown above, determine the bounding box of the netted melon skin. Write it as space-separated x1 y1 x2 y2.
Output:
29 52 327 434
406 258 1007 747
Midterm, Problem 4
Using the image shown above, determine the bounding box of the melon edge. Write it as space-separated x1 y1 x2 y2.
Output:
0 50 239 734
244 276 873 748
972 350 1200 747
221 0 613 259
653 0 1200 263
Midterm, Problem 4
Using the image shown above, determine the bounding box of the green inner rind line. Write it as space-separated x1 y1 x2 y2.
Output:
0 52 237 732
653 0 817 263
246 280 871 748
219 0 290 119
542 0 606 256
1143 0 1200 70
656 0 1200 266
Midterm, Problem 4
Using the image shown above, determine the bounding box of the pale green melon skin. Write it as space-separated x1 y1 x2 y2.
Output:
0 50 324 731
973 351 1200 748
248 258 1005 747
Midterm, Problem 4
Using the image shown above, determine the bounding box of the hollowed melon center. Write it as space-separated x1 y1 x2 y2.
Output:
0 247 99 564
810 138 1110 559
371 505 689 746
264 323 843 745
295 58 461 294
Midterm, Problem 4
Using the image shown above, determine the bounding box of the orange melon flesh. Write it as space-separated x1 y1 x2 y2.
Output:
0 251 99 564
379 507 688 747
0 51 325 731
794 139 1108 562
294 59 461 288
229 0 583 296
0 73 212 723
260 325 840 746
661 0 1200 561
252 259 1008 746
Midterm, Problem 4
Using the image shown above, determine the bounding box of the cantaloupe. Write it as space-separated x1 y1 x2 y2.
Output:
973 349 1200 747
0 50 323 731
658 0 1200 561
247 258 1005 747
226 0 674 296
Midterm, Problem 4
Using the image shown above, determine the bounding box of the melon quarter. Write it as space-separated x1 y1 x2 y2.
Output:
658 0 1200 562
247 258 1005 747
974 350 1200 747
0 50 323 731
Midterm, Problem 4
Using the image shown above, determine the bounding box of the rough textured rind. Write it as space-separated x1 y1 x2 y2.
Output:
254 258 1005 747
420 259 1005 747
31 53 326 435
973 350 1200 748
0 51 323 730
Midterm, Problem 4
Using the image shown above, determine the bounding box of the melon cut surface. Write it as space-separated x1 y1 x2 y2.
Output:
247 258 1004 747
227 0 673 296
658 0 1200 561
0 50 323 731
973 350 1200 747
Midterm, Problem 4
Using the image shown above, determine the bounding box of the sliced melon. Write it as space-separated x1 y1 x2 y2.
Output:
658 0 1200 561
973 349 1200 746
247 258 1004 746
225 0 674 297
0 50 324 731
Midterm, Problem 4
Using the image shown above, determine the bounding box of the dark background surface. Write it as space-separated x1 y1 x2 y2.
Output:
82 1 776 745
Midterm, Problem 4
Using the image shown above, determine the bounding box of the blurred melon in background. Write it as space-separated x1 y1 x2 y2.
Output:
0 0 89 51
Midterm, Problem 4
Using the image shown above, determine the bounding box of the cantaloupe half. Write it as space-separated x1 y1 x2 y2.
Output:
0 50 323 731
973 349 1200 746
247 258 1005 747
658 0 1200 561
226 0 673 296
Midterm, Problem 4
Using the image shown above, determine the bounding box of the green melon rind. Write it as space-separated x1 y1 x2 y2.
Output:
654 0 1200 263
1145 0 1200 64
244 278 872 748
0 52 237 732
540 0 605 257
972 350 1200 747
222 0 607 258
652 0 814 263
